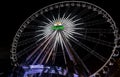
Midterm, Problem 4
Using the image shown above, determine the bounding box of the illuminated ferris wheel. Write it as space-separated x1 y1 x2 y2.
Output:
10 1 120 77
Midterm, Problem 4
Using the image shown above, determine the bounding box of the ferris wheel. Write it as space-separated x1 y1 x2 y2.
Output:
10 1 120 77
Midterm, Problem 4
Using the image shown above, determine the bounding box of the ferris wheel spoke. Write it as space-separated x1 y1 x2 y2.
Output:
49 11 56 21
78 19 106 27
41 21 50 25
83 53 91 61
21 31 44 37
39 41 54 64
68 31 83 36
18 33 45 46
78 34 114 47
61 32 84 68
77 28 113 34
70 39 107 62
81 42 107 62
69 15 78 21
26 25 39 29
32 33 56 61
18 38 37 46
72 18 81 23
26 49 41 65
30 31 57 64
34 29 46 32
34 19 48 25
31 42 50 64
58 6 61 20
70 7 81 16
64 13 72 20
25 31 54 61
81 12 98 22
53 33 60 50
61 36 76 64
17 42 37 58
65 32 107 62
41 14 54 24
31 40 51 65
61 13 66 20
52 32 68 66
63 29 106 62
68 27 84 30
44 33 60 64
74 22 85 26
59 34 67 65
50 32 68 65
51 43 58 65
77 8 90 18
37 25 48 29
61 7 71 20
63 30 79 42
64 7 80 21
64 7 80 20
32 37 55 65
45 45 55 64
26 25 46 30
63 34 91 74
62 6 75 19
17 32 53 59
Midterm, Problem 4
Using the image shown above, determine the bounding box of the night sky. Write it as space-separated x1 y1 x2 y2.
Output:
0 0 120 76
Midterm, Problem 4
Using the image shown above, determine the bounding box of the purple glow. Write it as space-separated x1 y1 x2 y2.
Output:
22 64 79 77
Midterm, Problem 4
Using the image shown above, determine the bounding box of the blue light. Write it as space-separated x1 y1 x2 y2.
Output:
21 64 79 77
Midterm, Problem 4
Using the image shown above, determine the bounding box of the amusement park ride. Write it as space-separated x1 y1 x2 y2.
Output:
6 1 120 77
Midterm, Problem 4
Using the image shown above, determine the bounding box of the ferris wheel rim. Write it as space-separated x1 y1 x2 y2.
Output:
10 1 119 76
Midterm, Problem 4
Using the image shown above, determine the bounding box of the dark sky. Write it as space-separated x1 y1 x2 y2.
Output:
0 0 120 76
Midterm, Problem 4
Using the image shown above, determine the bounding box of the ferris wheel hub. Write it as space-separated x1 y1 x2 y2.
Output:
52 22 64 30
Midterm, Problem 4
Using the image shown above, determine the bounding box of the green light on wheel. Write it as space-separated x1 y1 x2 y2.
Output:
52 25 64 30
52 22 64 30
